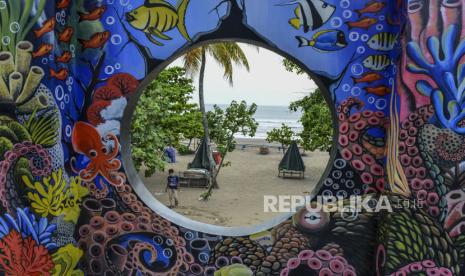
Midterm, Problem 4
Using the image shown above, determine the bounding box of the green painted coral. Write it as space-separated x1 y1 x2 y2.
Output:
214 264 253 276
25 109 59 148
23 169 89 223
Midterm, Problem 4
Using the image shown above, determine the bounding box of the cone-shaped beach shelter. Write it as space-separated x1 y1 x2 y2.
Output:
189 139 215 171
279 141 305 178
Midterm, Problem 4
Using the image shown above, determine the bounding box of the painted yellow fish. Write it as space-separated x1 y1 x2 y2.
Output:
125 0 191 46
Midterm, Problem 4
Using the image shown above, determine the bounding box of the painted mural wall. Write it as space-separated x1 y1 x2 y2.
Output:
0 0 462 275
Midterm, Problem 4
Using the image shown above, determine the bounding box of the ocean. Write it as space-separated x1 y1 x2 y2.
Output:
206 104 303 139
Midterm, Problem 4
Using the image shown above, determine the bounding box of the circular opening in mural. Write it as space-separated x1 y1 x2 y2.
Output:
126 41 336 233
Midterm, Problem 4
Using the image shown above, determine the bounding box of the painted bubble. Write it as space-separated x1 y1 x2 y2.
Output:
55 85 65 100
106 16 115 25
340 0 350 8
336 190 348 198
349 32 360 41
351 64 364 76
105 65 115 75
332 170 342 179
351 87 362 96
375 98 387 110
334 159 346 169
345 180 355 188
163 248 173 258
324 178 334 186
331 17 343 28
9 22 20 33
199 252 209 263
1 36 10 45
342 84 351 92
323 190 333 197
111 34 123 45
65 125 72 137
184 232 194 240
343 10 352 19
340 207 358 221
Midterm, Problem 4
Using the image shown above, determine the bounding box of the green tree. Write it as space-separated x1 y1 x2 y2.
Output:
283 59 305 75
290 89 333 151
131 67 202 177
283 59 333 152
200 100 258 200
183 43 252 176
266 124 297 153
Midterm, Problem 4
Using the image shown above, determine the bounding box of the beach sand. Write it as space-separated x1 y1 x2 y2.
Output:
139 138 330 227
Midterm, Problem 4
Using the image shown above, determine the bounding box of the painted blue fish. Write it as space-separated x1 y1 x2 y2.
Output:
296 30 347 52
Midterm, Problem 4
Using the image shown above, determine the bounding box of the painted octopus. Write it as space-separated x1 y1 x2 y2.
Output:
337 97 389 193
72 122 125 186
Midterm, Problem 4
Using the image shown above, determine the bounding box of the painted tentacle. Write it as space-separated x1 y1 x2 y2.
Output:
104 133 120 160
337 97 389 193
0 142 51 213
126 242 158 275
397 105 444 219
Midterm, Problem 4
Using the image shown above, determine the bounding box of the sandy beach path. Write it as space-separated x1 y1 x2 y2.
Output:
139 139 330 227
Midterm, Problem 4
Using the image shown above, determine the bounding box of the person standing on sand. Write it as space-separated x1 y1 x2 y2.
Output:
166 169 180 208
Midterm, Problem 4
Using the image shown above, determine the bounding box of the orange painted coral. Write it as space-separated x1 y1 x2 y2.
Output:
0 230 53 276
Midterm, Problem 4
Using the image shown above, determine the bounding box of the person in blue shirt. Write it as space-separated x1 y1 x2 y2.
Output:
165 169 179 208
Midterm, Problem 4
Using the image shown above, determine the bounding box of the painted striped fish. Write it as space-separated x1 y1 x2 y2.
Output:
125 0 191 46
363 55 392 71
277 0 336 33
367 32 398 51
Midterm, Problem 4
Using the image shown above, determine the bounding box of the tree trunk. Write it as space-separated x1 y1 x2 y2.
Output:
203 135 233 200
214 135 233 176
199 48 210 143
198 48 217 189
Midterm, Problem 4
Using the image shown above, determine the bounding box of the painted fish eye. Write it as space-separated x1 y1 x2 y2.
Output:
322 3 327 8
133 11 138 14
304 212 322 224
293 204 330 233
89 150 98 158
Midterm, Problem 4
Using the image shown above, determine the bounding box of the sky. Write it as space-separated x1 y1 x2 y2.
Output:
171 43 317 106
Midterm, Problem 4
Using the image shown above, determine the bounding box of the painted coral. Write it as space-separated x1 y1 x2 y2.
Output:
0 230 53 276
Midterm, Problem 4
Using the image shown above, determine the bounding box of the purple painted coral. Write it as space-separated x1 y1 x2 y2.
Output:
388 260 453 276
280 249 356 276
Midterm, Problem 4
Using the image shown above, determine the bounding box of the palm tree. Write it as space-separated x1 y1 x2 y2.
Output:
183 43 251 195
